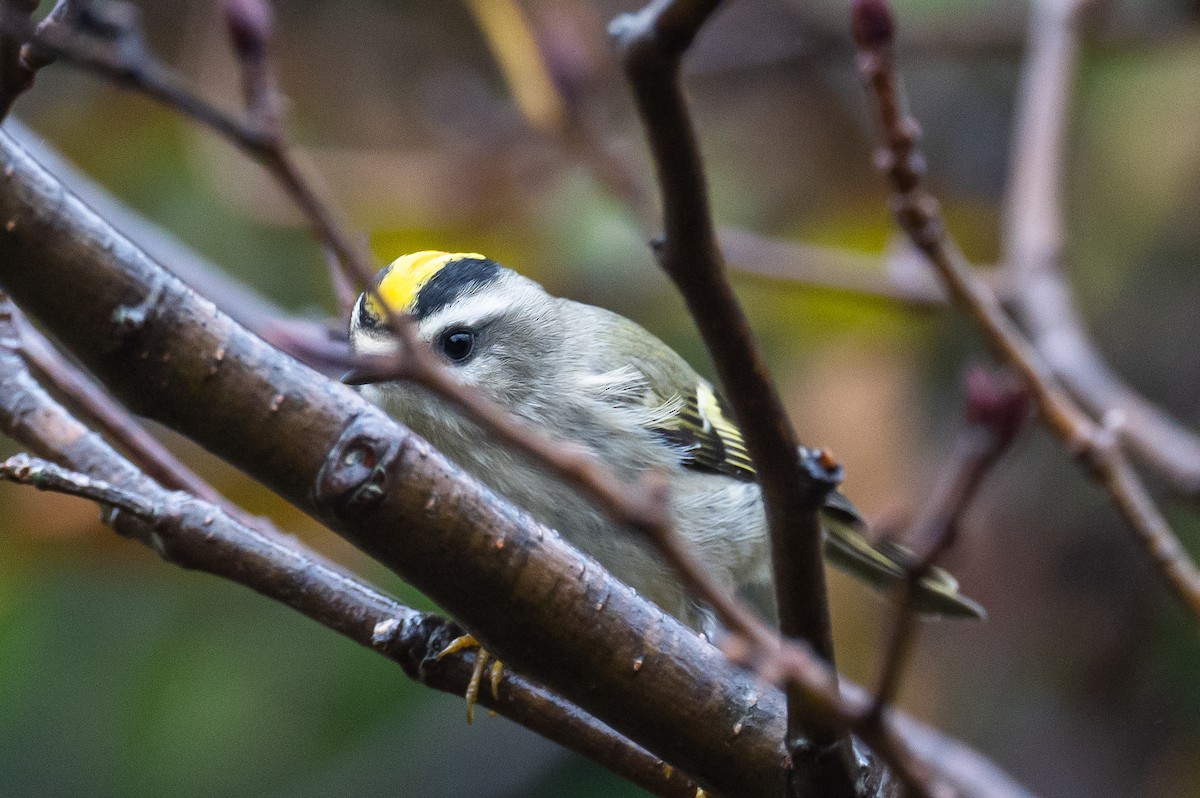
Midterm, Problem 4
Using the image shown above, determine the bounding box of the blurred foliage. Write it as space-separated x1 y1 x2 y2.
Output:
2 0 1199 795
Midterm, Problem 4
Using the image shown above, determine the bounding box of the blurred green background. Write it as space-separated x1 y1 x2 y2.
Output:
3 0 1200 795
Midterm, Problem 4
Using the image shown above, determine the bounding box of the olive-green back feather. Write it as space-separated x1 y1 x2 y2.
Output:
588 305 985 619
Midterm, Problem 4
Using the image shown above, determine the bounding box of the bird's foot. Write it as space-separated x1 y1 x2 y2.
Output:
437 633 503 724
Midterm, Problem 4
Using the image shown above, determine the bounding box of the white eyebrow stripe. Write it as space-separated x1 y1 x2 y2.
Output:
419 292 512 333
353 333 400 357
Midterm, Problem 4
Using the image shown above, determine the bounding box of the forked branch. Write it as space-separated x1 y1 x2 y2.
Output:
852 0 1200 622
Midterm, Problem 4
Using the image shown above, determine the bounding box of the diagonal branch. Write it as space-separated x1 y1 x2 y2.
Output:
867 367 1028 721
1001 0 1200 498
852 0 1200 623
0 125 789 796
0 298 702 798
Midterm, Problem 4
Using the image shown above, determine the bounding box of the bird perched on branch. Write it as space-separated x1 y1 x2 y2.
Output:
347 251 984 635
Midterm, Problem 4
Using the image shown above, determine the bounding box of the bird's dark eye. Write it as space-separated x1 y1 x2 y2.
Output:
437 328 475 363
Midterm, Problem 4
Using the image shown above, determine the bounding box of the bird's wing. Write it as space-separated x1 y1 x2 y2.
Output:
586 309 985 619
648 378 758 482
579 304 758 482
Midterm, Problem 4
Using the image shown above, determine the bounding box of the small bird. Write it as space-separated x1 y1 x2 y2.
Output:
347 251 983 635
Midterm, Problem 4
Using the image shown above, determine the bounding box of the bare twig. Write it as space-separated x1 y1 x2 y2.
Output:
852 0 1200 622
612 1 863 795
867 367 1028 721
1001 0 1200 497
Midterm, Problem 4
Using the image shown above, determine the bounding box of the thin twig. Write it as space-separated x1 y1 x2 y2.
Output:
1001 0 1200 497
0 454 703 798
612 1 862 795
852 0 1200 622
867 367 1028 722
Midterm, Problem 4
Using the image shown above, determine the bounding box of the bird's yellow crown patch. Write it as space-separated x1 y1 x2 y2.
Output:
368 250 486 316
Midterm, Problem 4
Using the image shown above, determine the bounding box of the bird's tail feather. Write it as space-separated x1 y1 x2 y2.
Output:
822 498 986 620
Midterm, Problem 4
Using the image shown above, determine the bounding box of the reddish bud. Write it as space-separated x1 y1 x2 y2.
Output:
223 0 273 62
964 366 1030 447
851 0 895 49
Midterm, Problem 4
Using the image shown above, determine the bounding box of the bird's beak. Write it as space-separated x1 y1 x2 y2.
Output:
341 367 380 386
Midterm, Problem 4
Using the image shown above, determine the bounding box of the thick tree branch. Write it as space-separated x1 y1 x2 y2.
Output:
0 299 702 798
1001 0 1200 498
0 1 713 604
852 0 1200 622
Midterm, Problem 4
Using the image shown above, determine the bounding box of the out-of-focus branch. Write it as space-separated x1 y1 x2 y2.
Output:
611 2 859 795
477 0 980 310
0 0 367 313
852 0 1200 623
867 368 1028 719
1001 0 1200 498
722 226 948 307
0 298 702 798
4 120 292 328
4 119 345 374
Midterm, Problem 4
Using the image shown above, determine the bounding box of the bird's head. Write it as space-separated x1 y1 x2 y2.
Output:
346 251 563 413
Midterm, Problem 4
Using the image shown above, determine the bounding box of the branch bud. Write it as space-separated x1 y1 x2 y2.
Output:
964 366 1030 448
223 0 273 63
850 0 895 50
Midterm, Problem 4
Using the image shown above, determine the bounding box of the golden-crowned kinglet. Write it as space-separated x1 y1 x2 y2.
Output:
347 252 984 630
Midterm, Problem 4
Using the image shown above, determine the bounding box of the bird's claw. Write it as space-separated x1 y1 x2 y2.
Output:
437 633 503 723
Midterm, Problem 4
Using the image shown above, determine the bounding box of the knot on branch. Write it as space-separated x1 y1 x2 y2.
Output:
798 446 843 504
371 611 467 684
610 0 719 67
108 278 165 350
313 414 404 519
